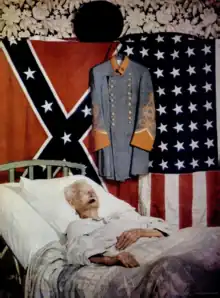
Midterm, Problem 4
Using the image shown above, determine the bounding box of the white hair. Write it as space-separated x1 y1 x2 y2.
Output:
64 179 89 203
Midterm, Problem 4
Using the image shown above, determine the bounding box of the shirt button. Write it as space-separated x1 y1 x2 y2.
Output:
129 111 132 114
112 112 115 115
128 102 131 106
128 116 132 120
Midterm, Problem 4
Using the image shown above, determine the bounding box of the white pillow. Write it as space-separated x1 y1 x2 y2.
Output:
20 177 79 235
0 184 59 268
20 175 134 234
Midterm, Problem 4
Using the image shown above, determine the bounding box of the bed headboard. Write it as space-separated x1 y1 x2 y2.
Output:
0 160 86 182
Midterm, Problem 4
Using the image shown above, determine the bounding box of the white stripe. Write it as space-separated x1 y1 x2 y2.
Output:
164 174 179 231
79 126 107 191
192 172 207 227
216 39 220 163
138 174 151 216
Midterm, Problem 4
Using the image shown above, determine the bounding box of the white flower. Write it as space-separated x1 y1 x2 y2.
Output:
46 15 72 38
2 5 21 25
126 8 145 27
175 19 194 34
127 26 143 34
114 0 143 7
32 3 50 21
145 13 156 22
2 23 20 38
156 9 173 25
19 16 36 30
18 30 31 38
143 20 159 32
200 8 217 27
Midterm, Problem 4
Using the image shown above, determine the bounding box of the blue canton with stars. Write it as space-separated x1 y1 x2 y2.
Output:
120 33 218 174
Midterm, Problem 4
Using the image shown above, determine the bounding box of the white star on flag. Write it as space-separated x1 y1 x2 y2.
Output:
24 67 36 80
174 141 184 151
159 159 168 170
205 157 214 167
204 120 213 130
202 45 211 55
124 46 133 56
203 82 212 92
41 100 53 113
203 64 211 74
154 68 164 78
81 105 91 117
173 122 184 133
156 35 164 42
204 101 212 111
190 158 199 169
189 121 198 132
149 160 153 167
185 47 195 57
172 86 182 96
186 65 196 75
170 68 180 78
140 36 147 41
188 102 197 113
140 47 149 58
154 50 164 60
157 87 165 96
188 83 197 94
173 103 183 115
156 104 166 115
170 50 179 59
175 159 185 170
205 138 214 149
9 38 17 46
61 132 71 144
172 35 181 43
158 123 167 133
189 139 199 150
158 141 168 151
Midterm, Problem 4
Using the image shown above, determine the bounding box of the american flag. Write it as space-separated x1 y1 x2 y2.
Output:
119 33 220 229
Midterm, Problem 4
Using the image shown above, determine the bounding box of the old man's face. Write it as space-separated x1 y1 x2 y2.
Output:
65 181 99 218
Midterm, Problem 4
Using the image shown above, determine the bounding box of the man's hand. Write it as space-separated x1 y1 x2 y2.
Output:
116 229 163 250
89 252 139 268
116 252 140 268
116 229 141 250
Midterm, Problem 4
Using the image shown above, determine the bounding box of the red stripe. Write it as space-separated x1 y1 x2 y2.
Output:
179 174 193 229
150 173 165 220
206 171 220 227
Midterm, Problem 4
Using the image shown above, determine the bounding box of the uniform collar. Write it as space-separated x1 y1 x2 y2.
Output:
110 56 129 76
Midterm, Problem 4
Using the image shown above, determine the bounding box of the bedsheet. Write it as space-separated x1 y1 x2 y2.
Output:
25 227 220 298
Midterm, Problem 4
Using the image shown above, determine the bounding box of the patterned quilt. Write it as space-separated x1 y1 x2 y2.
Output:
25 227 220 298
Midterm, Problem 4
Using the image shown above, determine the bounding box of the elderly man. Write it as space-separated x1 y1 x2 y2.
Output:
64 180 171 268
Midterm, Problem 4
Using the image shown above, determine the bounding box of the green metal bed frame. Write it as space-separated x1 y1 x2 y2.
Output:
0 159 87 182
0 159 87 288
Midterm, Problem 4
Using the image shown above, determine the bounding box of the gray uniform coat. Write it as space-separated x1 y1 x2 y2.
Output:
90 56 156 181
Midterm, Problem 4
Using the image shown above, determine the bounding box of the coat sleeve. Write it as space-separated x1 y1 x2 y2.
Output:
89 68 111 152
131 70 156 151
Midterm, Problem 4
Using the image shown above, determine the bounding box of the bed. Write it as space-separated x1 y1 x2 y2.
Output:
0 159 86 297
0 160 220 298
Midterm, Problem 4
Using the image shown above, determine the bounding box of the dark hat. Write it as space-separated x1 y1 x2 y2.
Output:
73 1 124 42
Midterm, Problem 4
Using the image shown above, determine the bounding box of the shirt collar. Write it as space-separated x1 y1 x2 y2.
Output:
110 56 129 76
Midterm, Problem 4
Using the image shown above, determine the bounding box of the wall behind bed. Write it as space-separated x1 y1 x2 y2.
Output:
0 0 220 230
0 40 139 210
